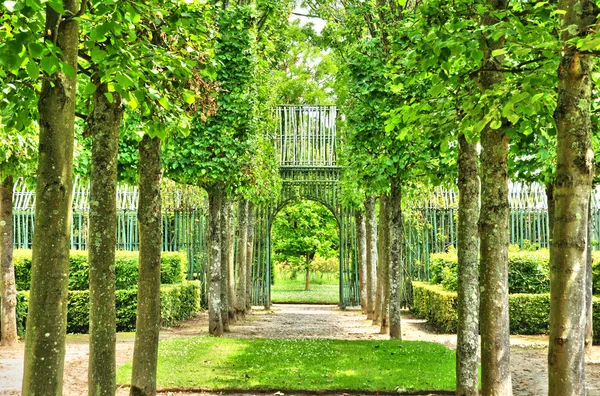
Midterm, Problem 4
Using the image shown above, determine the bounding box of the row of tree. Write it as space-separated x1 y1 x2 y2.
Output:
314 0 599 394
0 0 294 395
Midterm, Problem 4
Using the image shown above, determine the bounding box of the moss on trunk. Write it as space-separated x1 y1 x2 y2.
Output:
364 196 378 320
130 135 163 396
549 3 597 391
207 188 223 336
456 135 480 396
388 179 402 340
0 176 17 347
379 194 390 335
88 83 123 396
21 3 79 394
246 202 255 311
235 200 248 318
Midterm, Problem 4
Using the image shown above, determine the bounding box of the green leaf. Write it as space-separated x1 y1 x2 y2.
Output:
4 1 18 12
83 81 97 96
25 62 39 79
40 55 60 75
491 49 507 57
490 120 502 130
48 0 65 14
60 61 75 78
27 42 44 59
183 90 195 104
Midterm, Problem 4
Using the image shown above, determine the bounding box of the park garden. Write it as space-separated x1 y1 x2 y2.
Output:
1 0 600 395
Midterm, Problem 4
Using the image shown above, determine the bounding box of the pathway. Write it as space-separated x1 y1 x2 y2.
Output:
1 304 599 395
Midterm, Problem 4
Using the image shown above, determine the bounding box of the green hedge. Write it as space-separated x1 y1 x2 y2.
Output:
10 281 200 335
412 281 600 344
13 250 187 291
431 249 553 294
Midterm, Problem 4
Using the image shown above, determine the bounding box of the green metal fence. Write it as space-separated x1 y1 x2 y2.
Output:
12 178 210 304
403 182 600 285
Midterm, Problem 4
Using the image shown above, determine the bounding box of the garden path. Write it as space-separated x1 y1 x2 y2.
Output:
1 304 599 395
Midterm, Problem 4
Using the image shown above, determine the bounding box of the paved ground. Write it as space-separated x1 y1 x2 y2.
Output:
1 304 599 395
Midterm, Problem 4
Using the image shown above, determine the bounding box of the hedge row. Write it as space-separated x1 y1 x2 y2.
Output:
430 249 600 295
412 281 600 344
9 281 200 335
13 249 187 291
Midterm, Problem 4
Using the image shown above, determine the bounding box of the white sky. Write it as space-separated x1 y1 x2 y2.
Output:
290 6 326 34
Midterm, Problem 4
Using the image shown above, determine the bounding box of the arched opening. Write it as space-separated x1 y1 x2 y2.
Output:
269 198 341 304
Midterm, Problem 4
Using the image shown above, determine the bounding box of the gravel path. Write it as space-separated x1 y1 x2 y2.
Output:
1 304 599 395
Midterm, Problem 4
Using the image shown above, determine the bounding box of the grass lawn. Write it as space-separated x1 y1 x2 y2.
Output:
271 277 339 304
117 337 457 392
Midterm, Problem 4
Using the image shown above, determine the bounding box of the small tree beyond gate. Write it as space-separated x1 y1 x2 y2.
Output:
251 105 360 308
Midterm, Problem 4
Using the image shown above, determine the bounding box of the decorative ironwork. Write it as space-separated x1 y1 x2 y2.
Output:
252 105 360 308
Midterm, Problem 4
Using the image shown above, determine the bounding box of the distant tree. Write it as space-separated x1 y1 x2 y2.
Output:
272 200 338 290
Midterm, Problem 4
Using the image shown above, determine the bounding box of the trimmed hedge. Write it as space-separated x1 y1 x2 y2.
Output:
11 281 200 334
431 249 554 294
412 281 600 344
13 250 187 291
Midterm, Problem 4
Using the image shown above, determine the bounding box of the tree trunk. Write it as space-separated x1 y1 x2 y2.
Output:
129 135 163 396
549 6 597 390
364 196 377 320
355 210 368 314
478 1 512 393
88 83 123 396
305 263 310 291
456 134 480 396
235 200 248 318
246 202 255 312
585 195 593 354
546 183 555 243
388 179 402 339
379 194 390 335
226 200 236 324
220 192 230 332
373 198 385 326
0 176 17 347
207 188 223 336
21 3 78 394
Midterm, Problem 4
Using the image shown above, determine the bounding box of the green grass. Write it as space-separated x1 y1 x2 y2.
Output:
117 337 457 392
271 279 339 304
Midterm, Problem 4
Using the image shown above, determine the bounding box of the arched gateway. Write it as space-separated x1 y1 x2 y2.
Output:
251 105 360 308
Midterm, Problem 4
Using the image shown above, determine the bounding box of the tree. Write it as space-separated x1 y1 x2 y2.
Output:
548 0 598 393
272 200 338 291
0 129 37 347
20 0 81 394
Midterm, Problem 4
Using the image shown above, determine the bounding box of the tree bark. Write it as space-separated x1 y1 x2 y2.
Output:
220 192 230 332
546 183 555 243
388 179 402 340
207 188 223 336
585 195 593 354
456 134 480 396
0 176 17 347
549 4 597 390
364 196 377 320
226 200 236 324
478 1 512 393
355 210 368 314
379 194 390 335
246 202 255 311
129 135 163 396
235 200 248 318
88 83 123 396
373 198 385 326
21 3 78 394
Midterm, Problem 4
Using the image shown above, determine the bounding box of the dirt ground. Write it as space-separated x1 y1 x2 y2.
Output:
1 304 599 395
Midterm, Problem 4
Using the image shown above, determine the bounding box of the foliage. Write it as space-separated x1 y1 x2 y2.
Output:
13 250 186 291
4 282 200 336
412 282 600 342
117 337 458 391
429 249 552 294
272 200 338 273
